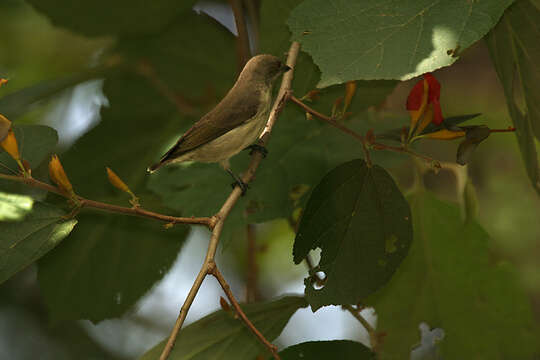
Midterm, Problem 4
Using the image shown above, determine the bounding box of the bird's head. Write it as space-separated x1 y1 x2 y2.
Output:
240 54 291 85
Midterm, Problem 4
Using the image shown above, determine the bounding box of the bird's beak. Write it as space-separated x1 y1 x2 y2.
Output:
282 65 292 73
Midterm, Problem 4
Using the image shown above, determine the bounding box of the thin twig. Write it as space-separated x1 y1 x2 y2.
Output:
246 224 258 302
289 95 436 165
229 0 251 69
342 304 379 350
159 42 300 360
0 173 213 228
210 264 279 358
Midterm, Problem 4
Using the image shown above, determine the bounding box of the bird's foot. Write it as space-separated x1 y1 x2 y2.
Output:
230 179 249 195
227 169 249 196
245 144 268 158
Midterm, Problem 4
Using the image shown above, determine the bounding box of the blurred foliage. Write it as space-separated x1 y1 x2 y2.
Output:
370 192 538 359
0 0 539 359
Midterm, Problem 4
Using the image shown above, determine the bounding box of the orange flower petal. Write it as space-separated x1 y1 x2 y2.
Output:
343 81 357 113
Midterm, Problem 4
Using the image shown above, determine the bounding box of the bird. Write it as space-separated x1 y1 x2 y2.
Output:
147 54 290 193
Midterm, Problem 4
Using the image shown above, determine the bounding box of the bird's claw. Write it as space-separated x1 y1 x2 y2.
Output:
231 179 249 196
245 144 268 158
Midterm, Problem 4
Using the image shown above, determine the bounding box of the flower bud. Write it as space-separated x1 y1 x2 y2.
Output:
48 155 73 194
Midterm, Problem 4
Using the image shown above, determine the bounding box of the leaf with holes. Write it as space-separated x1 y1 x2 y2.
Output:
287 0 514 86
140 296 307 360
0 201 76 285
293 159 412 311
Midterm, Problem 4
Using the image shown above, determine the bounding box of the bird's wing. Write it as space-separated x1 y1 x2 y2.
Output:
159 89 261 161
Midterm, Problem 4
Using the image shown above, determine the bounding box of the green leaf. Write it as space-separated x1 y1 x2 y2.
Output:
287 0 515 86
26 0 197 37
0 201 76 285
0 124 58 171
293 159 412 311
486 0 540 195
277 340 375 360
370 192 538 359
0 192 33 221
140 296 307 360
38 214 188 323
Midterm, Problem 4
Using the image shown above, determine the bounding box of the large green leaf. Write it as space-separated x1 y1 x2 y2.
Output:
293 159 412 311
277 340 375 360
486 0 540 195
287 0 515 86
370 192 538 359
140 296 307 360
26 0 197 37
38 214 188 323
37 13 234 322
0 201 76 285
0 192 33 221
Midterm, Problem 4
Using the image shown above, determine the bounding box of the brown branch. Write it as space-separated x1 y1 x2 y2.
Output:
243 0 260 54
159 41 300 360
246 223 259 302
0 173 213 228
342 304 380 350
289 95 436 165
210 264 279 358
229 0 251 70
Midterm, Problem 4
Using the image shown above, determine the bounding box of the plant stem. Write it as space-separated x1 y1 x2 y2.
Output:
0 173 213 228
210 264 280 359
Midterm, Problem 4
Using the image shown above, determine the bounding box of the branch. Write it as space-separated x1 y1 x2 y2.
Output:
159 41 301 360
0 173 213 228
229 0 251 69
289 95 435 165
210 264 278 357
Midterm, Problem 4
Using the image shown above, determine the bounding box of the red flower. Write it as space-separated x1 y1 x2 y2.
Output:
406 73 444 141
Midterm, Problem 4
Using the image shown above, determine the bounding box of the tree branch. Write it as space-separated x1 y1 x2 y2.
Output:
159 41 300 360
289 95 436 165
229 0 251 69
0 173 213 227
210 264 279 357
